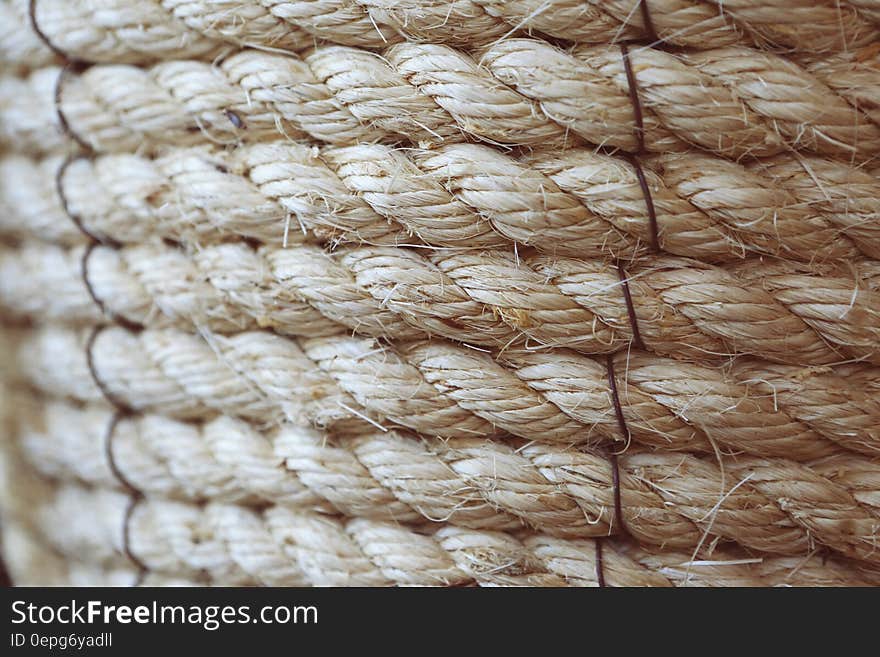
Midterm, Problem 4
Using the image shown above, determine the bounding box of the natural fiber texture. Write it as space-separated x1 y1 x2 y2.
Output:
11 396 880 562
4 41 878 161
0 1 57 73
22 0 880 63
0 521 200 586
3 239 880 371
5 147 880 263
6 474 879 586
9 323 880 461
2 0 879 587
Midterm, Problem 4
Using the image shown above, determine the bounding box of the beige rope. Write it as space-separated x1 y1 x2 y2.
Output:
17 396 880 562
4 232 880 367
3 0 879 590
17 480 880 586
0 0 59 74
0 521 193 586
0 68 66 156
0 156 85 246
3 454 876 586
27 0 231 65
23 0 880 64
4 135 879 264
849 0 880 23
798 47 880 128
10 323 880 459
5 43 878 161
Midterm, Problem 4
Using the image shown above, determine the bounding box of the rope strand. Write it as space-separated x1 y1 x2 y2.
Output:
4 41 879 161
17 480 880 585
9 322 880 461
4 239 879 368
16 0 878 67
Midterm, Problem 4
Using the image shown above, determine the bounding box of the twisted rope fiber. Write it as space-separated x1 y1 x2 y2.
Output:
10 3 220 582
0 476 198 587
3 149 880 369
23 0 880 65
0 442 186 587
0 520 193 586
0 453 652 587
5 141 880 266
3 191 872 568
5 182 880 510
0 19 196 585
7 41 880 163
0 69 65 155
1 144 880 464
0 58 161 577
851 0 880 24
16 395 880 563
3 142 872 482
4 71 232 583
0 387 160 585
5 0 880 588
16 479 880 587
3 204 880 368
801 47 880 128
0 0 59 73
10 319 880 466
3 46 876 384
1 356 151 580
6 160 880 454
1 102 880 456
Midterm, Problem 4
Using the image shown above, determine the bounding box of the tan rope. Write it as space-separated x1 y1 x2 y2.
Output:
12 374 878 584
0 156 82 246
848 0 880 24
0 68 66 156
798 47 880 128
21 0 880 65
3 0 880 590
0 520 193 586
10 322 880 460
0 0 59 74
4 233 880 367
0 42 866 161
16 396 880 563
12 478 878 586
4 136 879 263
4 243 879 459
27 0 231 65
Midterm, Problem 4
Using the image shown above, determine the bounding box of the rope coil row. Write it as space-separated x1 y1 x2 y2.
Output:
4 143 878 265
6 466 876 586
3 234 880 369
11 479 880 587
12 396 872 564
3 41 878 162
11 40 157 580
10 321 880 465
1 0 878 587
18 0 880 66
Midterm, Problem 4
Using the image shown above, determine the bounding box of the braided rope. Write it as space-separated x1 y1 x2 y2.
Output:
9 322 880 461
0 0 59 73
4 42 878 161
2 0 880 589
4 232 880 367
13 479 878 586
4 142 879 266
799 48 880 128
19 0 880 66
9 156 880 364
0 520 184 586
14 397 880 564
